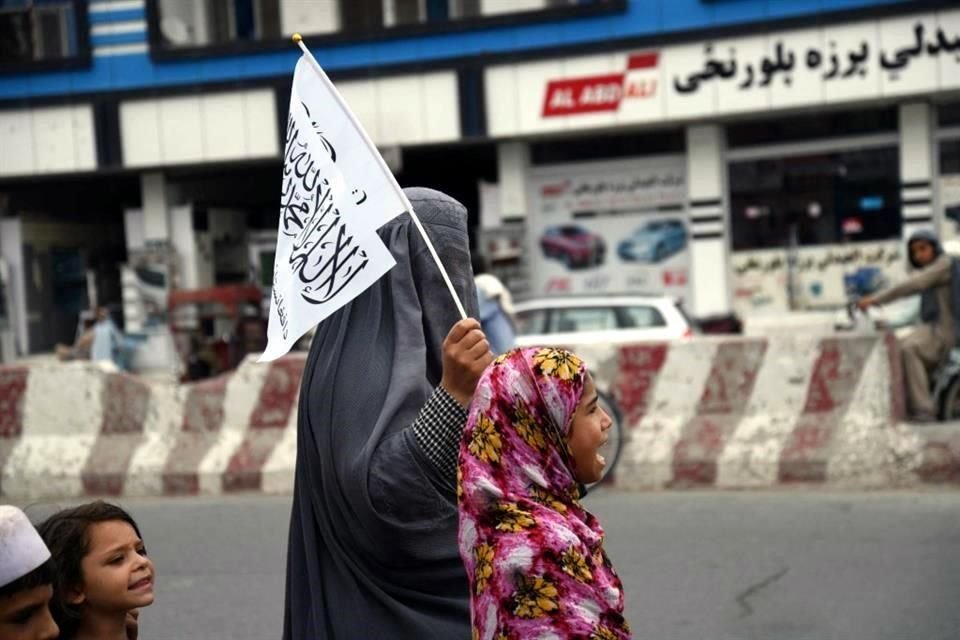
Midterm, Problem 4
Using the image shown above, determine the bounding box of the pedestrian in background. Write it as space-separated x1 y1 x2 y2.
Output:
283 188 492 639
89 307 124 367
36 502 154 640
0 505 59 640
859 230 960 422
458 347 631 639
472 254 516 355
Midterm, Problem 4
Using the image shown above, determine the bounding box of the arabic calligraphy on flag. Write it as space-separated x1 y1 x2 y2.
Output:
260 56 407 362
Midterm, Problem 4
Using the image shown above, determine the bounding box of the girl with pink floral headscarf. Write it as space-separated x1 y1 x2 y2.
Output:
457 347 631 640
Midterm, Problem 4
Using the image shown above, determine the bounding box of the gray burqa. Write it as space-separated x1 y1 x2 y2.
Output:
283 187 478 639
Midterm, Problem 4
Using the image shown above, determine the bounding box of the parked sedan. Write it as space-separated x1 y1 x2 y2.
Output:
540 225 606 269
514 295 693 348
617 219 687 263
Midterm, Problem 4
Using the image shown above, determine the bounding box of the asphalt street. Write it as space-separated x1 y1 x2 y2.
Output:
22 489 960 640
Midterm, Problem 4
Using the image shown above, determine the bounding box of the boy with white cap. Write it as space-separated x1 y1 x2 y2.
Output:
0 505 59 640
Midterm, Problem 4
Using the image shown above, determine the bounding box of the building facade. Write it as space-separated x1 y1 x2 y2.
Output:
0 0 958 357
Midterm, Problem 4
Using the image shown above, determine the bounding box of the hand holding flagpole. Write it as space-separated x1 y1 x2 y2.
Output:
291 34 467 321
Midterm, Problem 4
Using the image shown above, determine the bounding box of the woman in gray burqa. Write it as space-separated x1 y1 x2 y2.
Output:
283 187 493 638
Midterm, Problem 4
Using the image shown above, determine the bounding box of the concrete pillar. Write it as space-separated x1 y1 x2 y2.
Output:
0 218 27 356
497 141 530 220
170 205 206 290
685 124 732 318
898 102 937 240
141 172 171 243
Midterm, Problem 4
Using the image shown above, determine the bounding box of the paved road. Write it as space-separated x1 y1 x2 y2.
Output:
26 489 960 640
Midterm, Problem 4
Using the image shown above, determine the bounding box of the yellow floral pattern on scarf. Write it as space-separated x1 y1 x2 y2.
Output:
457 467 464 501
512 399 547 451
593 546 605 568
468 413 502 464
473 543 494 593
560 546 593 583
532 348 583 382
529 485 567 513
493 502 536 532
589 624 620 640
513 575 560 619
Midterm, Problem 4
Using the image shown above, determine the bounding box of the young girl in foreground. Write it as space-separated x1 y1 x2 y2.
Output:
37 502 154 640
458 347 631 639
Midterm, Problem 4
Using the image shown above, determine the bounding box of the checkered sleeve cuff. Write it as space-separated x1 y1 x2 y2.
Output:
412 386 468 482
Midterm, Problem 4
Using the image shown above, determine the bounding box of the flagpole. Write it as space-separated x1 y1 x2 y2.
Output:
291 34 468 321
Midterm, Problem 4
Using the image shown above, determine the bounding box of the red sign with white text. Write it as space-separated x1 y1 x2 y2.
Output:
541 52 660 118
542 73 625 116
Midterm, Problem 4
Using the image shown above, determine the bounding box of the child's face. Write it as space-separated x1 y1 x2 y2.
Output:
69 520 155 614
0 584 59 640
566 374 613 484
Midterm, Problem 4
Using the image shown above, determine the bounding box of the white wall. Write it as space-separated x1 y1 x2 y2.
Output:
338 71 461 146
120 89 279 168
0 105 96 177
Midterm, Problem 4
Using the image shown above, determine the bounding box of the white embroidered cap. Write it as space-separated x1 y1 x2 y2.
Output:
0 505 51 588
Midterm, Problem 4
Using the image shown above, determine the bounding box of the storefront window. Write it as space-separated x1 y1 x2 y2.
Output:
152 0 615 50
726 107 897 149
940 102 960 236
156 0 281 48
531 129 684 165
0 0 83 66
943 139 960 175
938 101 960 128
730 147 900 251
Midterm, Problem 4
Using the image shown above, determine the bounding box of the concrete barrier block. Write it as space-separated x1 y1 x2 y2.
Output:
0 334 957 498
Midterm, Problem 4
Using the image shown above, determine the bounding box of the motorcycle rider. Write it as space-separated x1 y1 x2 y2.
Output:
858 230 960 422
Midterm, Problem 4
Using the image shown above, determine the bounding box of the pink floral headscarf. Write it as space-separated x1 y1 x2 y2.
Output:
457 347 631 640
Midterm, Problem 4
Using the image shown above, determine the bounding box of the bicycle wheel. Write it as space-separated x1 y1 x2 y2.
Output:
939 374 960 421
590 390 624 488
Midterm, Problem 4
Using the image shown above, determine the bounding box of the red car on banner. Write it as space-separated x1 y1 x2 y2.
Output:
539 224 606 269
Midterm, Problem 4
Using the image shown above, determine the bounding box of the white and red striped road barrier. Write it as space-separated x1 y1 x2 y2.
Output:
0 355 304 500
0 334 956 500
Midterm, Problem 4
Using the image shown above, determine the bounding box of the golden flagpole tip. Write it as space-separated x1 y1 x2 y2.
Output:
292 33 302 43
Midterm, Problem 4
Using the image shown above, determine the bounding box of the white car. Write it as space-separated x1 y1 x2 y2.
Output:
513 295 694 348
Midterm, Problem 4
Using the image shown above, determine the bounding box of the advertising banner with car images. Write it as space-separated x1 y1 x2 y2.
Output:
527 156 691 301
485 8 960 136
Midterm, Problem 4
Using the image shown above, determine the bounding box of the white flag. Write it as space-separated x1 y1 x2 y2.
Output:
259 56 407 362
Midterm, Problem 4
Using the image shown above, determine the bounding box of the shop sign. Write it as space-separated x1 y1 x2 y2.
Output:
537 163 685 213
542 53 659 117
488 9 960 135
731 242 905 314
669 17 958 98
